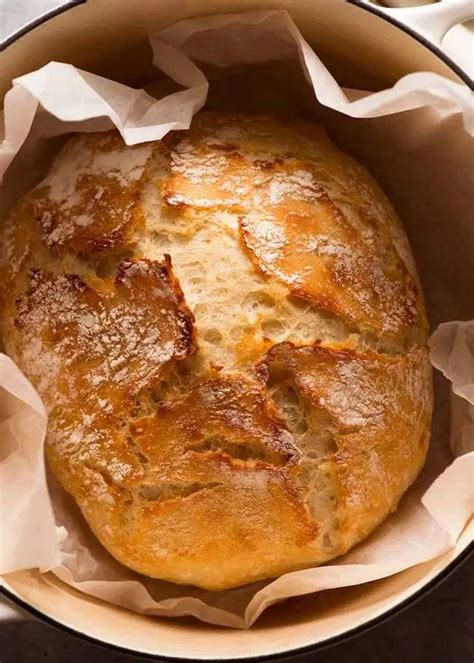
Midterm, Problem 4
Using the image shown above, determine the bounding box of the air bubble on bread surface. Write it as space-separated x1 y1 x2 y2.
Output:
203 328 223 344
261 319 286 340
243 291 275 314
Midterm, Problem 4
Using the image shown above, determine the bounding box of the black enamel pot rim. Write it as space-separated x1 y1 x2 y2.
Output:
1 0 472 659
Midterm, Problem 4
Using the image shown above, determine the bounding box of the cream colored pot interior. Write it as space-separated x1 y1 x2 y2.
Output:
0 0 465 100
1 0 471 659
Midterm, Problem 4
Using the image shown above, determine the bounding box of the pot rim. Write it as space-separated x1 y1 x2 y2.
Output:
2 543 472 661
0 0 87 52
349 0 473 90
0 0 472 658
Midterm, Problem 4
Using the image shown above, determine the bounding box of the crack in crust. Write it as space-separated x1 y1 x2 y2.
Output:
138 481 223 502
160 112 424 344
144 375 300 469
261 341 432 550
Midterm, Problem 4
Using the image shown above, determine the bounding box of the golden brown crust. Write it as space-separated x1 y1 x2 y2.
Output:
0 112 432 590
12 257 195 408
263 342 432 549
0 202 45 308
27 132 151 254
240 159 419 341
160 112 424 343
46 375 325 591
6 255 196 514
98 377 321 589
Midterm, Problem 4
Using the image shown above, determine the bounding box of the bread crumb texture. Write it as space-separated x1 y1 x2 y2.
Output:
0 113 432 590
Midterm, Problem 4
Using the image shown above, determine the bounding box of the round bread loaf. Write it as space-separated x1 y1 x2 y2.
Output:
0 113 432 590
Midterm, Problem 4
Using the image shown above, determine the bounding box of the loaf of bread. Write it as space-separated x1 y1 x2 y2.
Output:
0 113 432 590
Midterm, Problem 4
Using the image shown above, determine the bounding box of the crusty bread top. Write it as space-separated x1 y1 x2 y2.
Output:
0 113 432 590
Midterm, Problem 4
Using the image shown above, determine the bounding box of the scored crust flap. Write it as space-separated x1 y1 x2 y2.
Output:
25 133 152 254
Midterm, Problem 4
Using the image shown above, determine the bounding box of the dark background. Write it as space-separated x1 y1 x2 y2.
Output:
0 554 472 663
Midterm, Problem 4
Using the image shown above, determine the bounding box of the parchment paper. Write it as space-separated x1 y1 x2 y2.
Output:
0 10 473 628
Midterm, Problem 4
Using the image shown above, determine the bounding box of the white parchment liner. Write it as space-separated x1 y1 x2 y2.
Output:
0 10 473 628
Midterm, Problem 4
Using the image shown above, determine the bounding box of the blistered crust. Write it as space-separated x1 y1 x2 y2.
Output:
0 112 432 590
